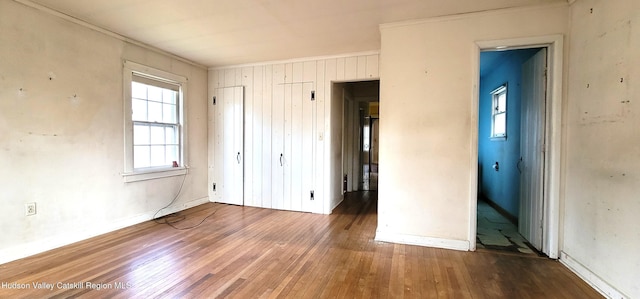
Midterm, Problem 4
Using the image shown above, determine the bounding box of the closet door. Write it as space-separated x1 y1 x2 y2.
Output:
300 82 314 212
271 82 314 211
216 86 244 206
287 82 315 212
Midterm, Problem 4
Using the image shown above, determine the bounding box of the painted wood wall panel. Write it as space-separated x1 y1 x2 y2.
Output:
242 67 256 207
252 66 264 208
365 55 379 79
262 65 273 208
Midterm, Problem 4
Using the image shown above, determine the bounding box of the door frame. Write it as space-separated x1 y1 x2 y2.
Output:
469 34 564 258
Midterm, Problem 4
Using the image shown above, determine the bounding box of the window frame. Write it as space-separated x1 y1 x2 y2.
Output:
122 61 188 182
490 83 508 140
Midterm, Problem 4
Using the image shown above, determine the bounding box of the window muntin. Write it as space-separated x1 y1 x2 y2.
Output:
490 84 507 139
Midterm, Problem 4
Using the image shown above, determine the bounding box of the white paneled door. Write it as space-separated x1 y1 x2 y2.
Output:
272 82 315 212
519 48 547 251
216 86 244 206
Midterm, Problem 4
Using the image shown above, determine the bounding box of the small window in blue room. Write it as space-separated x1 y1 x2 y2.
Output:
490 84 507 140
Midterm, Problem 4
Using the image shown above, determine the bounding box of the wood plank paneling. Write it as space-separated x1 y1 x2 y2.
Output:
366 55 379 78
345 56 358 80
290 83 303 212
272 73 285 210
0 194 603 298
252 66 264 208
282 83 293 210
262 65 273 208
302 82 314 212
357 56 367 79
241 67 255 207
314 60 325 214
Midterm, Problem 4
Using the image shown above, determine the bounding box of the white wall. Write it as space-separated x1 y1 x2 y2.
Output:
0 1 209 263
376 4 568 248
562 0 640 297
209 54 379 214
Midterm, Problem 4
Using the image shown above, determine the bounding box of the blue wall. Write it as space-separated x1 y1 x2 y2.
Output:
478 48 541 219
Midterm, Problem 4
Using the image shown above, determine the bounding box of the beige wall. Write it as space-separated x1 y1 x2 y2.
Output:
562 0 640 297
0 1 209 263
377 3 569 245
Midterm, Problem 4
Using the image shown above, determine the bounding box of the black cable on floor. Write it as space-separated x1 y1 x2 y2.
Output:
152 171 216 230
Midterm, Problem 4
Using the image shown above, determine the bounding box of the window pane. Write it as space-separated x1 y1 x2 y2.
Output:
363 124 370 151
133 125 150 145
494 113 506 136
165 126 177 144
148 85 162 102
150 126 165 144
134 145 150 168
132 82 147 99
497 93 507 112
132 99 148 121
163 103 177 123
163 89 176 104
166 145 179 165
150 145 166 166
148 101 162 122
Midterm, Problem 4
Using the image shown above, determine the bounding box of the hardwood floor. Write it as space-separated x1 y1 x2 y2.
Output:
1 192 601 298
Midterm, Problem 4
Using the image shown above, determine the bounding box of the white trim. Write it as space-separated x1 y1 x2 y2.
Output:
211 50 381 70
122 167 188 183
560 252 628 299
13 0 206 69
470 34 564 258
375 231 470 251
0 196 210 265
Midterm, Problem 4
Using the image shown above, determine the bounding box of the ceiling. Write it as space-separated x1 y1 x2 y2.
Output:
26 0 565 67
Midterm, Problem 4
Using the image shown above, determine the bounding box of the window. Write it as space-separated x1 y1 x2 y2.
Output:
123 61 187 182
490 84 507 139
363 123 370 151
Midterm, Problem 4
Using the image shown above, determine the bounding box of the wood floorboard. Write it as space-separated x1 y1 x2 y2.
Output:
0 191 602 298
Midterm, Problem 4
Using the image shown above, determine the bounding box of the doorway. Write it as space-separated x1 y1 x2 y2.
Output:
471 35 564 259
476 48 545 255
339 80 380 193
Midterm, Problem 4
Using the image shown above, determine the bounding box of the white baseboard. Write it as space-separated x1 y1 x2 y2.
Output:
0 196 209 265
375 231 470 251
560 251 628 299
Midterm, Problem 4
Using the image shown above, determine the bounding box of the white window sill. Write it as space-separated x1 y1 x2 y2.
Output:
490 136 507 141
122 167 188 183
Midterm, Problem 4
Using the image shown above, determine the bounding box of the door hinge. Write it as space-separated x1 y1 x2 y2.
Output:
310 190 314 200
212 96 216 105
311 90 315 101
212 182 216 191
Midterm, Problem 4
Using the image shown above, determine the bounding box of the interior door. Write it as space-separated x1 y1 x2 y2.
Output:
272 82 314 212
217 86 244 206
519 48 547 251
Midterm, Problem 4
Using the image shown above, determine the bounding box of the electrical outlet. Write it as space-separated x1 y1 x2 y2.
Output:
25 202 36 216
